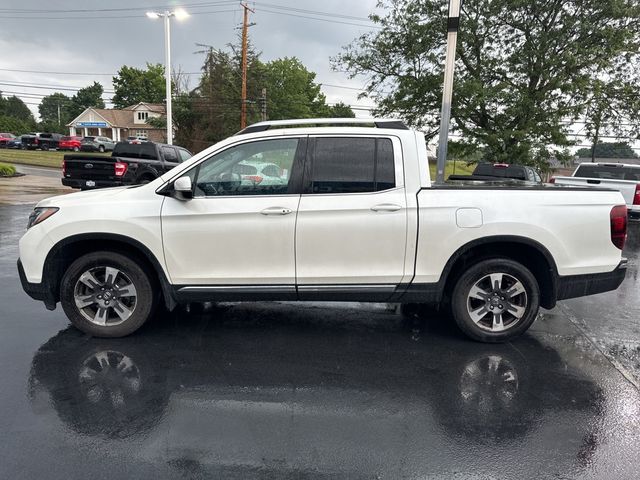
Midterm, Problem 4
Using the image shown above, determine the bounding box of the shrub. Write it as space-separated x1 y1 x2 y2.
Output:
0 162 16 176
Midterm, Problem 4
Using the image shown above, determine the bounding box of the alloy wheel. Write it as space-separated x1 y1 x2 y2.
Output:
466 272 528 332
73 266 137 326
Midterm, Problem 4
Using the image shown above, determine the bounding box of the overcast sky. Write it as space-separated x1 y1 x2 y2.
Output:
0 0 380 120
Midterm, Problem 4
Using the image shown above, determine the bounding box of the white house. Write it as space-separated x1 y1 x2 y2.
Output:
67 102 166 142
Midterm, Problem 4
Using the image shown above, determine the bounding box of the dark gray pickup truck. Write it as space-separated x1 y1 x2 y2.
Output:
62 141 192 190
448 163 543 183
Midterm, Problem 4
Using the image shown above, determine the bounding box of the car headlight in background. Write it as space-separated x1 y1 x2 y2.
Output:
27 207 59 229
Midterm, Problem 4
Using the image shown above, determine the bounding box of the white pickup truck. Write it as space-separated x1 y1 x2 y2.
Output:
18 119 628 343
553 162 640 218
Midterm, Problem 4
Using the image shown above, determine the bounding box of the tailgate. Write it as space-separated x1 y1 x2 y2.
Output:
63 155 117 181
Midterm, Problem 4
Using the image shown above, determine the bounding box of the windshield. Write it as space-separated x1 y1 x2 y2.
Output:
574 164 640 181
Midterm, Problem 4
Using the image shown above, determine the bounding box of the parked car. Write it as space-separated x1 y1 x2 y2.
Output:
236 160 288 187
80 136 116 153
0 132 16 148
22 132 63 150
62 140 192 189
5 135 24 149
448 163 543 183
126 136 147 142
58 136 83 152
552 163 640 218
19 118 627 342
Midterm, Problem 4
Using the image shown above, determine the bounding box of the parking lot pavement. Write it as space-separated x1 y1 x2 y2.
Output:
12 164 61 179
2 203 640 479
0 171 71 205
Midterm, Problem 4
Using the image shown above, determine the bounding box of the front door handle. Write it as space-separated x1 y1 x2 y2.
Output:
371 203 402 212
261 207 293 215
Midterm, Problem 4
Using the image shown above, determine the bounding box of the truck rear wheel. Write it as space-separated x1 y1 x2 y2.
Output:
60 251 157 338
450 258 540 343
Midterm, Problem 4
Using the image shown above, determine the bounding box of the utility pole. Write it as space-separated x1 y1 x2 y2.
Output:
57 102 61 126
435 0 462 184
240 2 255 129
260 88 267 122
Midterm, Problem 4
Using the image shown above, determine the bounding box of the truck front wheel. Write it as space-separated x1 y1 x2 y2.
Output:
60 251 157 337
450 258 540 343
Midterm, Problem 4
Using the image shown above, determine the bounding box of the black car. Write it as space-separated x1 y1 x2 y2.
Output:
22 132 63 151
62 141 193 190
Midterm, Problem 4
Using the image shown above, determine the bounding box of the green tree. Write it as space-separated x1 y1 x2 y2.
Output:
112 63 166 109
174 42 350 151
576 142 638 159
0 95 35 124
68 82 105 119
263 57 329 120
0 115 33 134
38 93 72 127
336 0 640 170
327 102 355 118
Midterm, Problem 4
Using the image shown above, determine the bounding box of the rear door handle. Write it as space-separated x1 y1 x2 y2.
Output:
261 207 293 215
371 204 402 212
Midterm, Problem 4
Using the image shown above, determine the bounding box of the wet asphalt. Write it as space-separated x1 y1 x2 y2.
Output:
1 203 640 479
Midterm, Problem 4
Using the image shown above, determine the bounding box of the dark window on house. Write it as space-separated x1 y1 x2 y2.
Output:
310 137 396 194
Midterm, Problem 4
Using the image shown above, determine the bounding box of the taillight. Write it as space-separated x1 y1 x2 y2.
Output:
34 138 38 144
114 162 128 177
549 177 556 184
245 175 263 184
633 184 640 206
61 160 66 177
610 205 628 250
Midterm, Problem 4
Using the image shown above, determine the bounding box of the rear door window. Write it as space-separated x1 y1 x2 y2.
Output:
162 146 178 162
308 137 396 194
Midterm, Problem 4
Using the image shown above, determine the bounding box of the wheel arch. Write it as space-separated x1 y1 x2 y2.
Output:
135 166 160 183
439 236 559 309
43 233 176 310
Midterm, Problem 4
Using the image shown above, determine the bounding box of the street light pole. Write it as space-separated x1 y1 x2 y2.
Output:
146 9 189 145
435 0 462 184
163 11 172 145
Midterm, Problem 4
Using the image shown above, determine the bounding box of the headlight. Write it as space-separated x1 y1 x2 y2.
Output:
27 207 59 229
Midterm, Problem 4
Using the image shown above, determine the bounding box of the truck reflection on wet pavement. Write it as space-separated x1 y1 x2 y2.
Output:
1 204 639 478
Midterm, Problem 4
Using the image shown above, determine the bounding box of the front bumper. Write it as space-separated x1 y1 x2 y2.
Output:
17 259 57 310
556 259 627 301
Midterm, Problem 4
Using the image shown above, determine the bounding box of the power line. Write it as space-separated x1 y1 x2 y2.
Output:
0 67 115 76
257 8 382 29
254 2 374 22
0 8 239 20
0 80 115 93
321 83 367 91
0 1 238 14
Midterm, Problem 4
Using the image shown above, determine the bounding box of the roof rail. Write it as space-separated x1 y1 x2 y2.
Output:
236 118 409 135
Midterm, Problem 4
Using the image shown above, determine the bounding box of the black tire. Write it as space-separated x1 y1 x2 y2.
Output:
98 145 105 152
138 175 155 184
73 146 79 152
60 251 157 337
41 144 49 151
450 258 540 343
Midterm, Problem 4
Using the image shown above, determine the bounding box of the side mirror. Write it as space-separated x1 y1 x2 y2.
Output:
173 176 193 200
